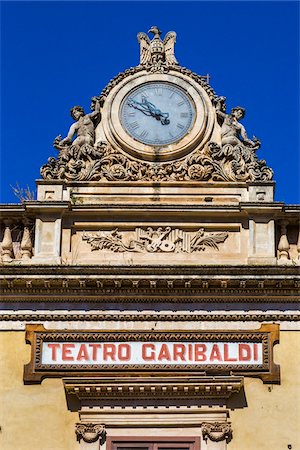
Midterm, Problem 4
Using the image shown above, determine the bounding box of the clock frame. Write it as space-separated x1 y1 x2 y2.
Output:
99 71 214 162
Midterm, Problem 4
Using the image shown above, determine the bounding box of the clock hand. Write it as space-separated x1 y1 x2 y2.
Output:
127 98 153 116
127 97 170 125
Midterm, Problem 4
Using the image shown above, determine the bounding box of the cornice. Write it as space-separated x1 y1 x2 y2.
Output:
1 264 299 276
1 265 299 301
64 376 244 401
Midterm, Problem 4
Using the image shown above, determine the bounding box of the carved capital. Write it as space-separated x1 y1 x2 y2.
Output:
201 422 232 444
75 423 106 445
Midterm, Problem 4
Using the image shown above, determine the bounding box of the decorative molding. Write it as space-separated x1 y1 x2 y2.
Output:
1 312 299 322
2 264 298 276
1 293 299 303
201 421 233 443
1 266 299 300
1 287 299 302
82 227 228 253
75 423 106 445
65 376 243 401
99 65 216 104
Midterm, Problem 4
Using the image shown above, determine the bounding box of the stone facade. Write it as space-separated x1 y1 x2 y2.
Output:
0 26 299 450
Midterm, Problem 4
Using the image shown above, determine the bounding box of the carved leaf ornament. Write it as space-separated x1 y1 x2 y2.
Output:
41 28 273 183
41 139 273 183
82 227 229 253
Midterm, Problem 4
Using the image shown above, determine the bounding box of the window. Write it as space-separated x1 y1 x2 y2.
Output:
107 436 200 450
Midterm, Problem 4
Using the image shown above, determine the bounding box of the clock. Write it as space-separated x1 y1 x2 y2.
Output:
99 72 214 162
120 82 195 146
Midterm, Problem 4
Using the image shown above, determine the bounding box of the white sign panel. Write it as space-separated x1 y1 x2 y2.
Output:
42 341 263 366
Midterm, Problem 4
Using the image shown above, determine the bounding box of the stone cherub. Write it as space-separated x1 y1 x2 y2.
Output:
214 96 260 150
54 96 102 150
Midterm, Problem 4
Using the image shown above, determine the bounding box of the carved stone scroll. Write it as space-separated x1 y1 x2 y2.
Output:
41 139 273 183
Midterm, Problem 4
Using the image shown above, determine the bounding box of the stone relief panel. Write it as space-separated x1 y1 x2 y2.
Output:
82 227 229 254
69 226 243 264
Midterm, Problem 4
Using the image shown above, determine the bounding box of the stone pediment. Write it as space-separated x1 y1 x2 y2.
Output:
40 27 273 184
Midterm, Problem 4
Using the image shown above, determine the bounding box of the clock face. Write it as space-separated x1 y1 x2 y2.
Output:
120 82 195 146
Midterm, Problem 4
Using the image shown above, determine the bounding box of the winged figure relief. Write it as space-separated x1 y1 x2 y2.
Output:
137 26 178 67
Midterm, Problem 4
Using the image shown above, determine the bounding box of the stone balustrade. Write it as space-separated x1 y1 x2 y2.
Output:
0 218 34 263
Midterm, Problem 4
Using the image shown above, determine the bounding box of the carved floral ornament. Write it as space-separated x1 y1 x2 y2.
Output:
75 423 106 445
40 27 273 183
201 422 233 444
82 227 229 253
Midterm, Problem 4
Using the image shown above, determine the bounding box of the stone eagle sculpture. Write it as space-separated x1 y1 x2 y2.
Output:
137 26 178 67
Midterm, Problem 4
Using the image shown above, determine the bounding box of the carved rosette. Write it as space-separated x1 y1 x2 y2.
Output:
75 423 106 445
201 422 233 443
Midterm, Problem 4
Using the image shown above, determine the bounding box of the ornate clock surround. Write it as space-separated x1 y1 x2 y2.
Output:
98 71 215 162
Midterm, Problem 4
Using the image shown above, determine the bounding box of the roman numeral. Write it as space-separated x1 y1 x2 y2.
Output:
177 101 185 107
155 87 163 96
169 91 175 99
140 130 149 139
177 123 184 129
180 112 189 118
130 121 140 130
128 111 136 116
140 91 149 98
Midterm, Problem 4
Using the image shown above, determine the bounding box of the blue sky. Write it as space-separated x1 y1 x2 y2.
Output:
1 1 299 203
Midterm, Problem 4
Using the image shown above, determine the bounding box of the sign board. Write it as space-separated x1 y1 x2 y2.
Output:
24 324 279 383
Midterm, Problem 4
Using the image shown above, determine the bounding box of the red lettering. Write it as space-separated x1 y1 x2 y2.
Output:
239 344 251 361
194 344 207 362
158 344 171 361
173 344 186 361
62 344 75 361
224 343 237 362
210 344 222 362
103 344 116 361
253 343 258 361
88 344 101 361
118 344 131 361
188 344 193 361
47 343 60 361
77 344 89 361
142 343 155 361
